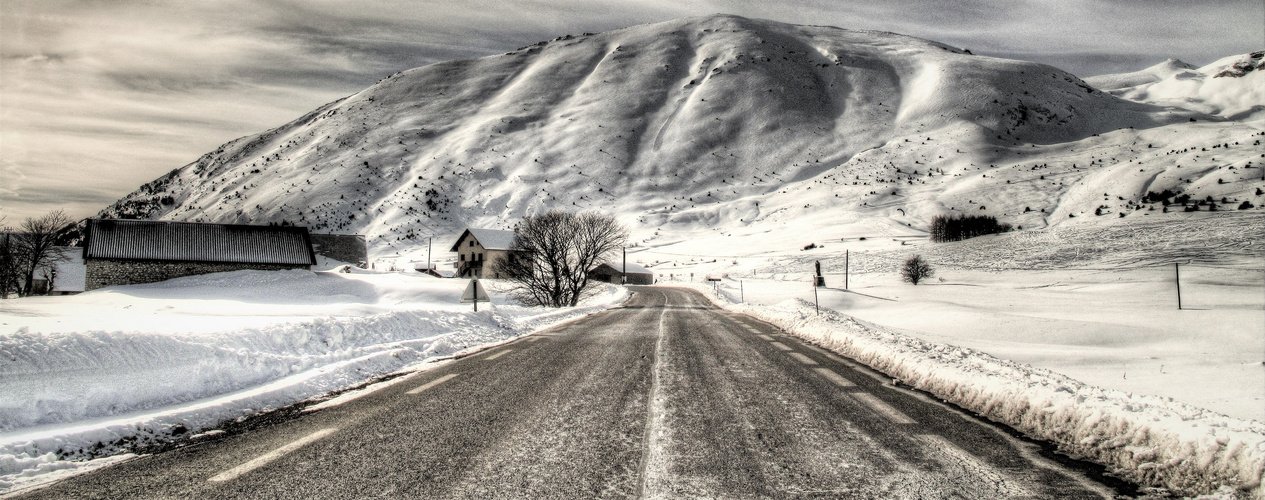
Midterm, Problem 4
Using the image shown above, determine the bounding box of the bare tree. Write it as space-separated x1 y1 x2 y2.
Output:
900 254 935 285
15 210 74 296
492 210 628 307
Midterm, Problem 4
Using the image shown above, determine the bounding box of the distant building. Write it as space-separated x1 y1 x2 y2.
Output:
589 262 654 285
416 265 456 278
449 228 517 279
82 219 316 290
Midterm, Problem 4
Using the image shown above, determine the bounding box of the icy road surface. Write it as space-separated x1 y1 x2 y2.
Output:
15 288 1132 498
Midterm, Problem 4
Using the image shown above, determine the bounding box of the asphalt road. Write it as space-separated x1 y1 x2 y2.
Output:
15 287 1133 499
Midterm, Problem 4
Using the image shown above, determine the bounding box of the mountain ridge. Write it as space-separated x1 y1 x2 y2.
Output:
96 15 1261 262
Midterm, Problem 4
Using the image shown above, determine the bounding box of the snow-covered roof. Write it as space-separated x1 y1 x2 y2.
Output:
84 219 316 266
595 262 652 275
449 228 517 251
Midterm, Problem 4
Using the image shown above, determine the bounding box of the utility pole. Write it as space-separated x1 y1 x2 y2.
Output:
427 236 432 273
740 280 744 303
622 247 627 285
845 249 849 290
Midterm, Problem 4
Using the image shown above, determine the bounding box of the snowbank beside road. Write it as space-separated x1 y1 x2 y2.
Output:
0 270 627 493
682 283 1265 498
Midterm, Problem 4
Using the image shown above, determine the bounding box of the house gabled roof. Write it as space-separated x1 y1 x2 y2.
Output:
595 262 652 275
449 228 517 252
84 219 316 266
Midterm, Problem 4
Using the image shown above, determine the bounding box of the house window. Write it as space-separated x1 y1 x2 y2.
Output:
469 241 474 247
460 254 465 262
478 253 483 261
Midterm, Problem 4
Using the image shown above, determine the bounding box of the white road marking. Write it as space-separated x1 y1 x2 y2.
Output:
639 290 671 497
756 334 774 341
407 373 459 395
813 368 856 387
209 428 337 483
769 341 794 351
525 337 544 343
788 352 818 365
852 392 917 424
485 349 514 360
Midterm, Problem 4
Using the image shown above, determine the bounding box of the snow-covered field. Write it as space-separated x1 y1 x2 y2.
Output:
689 265 1264 423
640 212 1264 497
0 269 627 493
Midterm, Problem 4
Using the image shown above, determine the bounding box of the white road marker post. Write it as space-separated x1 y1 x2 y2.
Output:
812 275 820 315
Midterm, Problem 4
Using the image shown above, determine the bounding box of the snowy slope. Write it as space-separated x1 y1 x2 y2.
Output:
94 14 1261 267
1096 51 1265 120
1084 58 1197 91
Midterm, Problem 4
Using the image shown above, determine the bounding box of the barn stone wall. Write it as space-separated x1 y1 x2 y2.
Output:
85 259 309 291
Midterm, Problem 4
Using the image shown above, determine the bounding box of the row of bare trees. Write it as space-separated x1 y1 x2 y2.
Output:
1 209 75 298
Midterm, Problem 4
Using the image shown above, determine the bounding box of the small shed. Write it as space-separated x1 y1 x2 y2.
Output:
83 219 316 290
449 228 517 279
589 262 654 285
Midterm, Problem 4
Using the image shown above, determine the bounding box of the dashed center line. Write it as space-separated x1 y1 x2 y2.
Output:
852 392 917 424
813 367 855 387
788 352 818 365
756 334 774 341
485 349 514 360
209 428 337 483
769 341 794 351
407 373 459 395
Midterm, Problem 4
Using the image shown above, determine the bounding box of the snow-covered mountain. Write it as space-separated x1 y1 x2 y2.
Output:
1083 58 1197 91
98 15 1264 261
1090 51 1265 121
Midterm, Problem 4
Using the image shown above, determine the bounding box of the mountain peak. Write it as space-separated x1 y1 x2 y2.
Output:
98 16 1231 261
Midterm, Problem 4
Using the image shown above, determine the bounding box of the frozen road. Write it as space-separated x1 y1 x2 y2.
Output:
16 287 1133 498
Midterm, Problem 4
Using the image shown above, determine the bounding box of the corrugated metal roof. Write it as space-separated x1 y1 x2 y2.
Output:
449 228 518 251
84 219 316 266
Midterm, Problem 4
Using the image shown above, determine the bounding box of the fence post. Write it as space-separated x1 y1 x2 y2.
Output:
845 249 849 290
740 280 744 303
1175 263 1182 310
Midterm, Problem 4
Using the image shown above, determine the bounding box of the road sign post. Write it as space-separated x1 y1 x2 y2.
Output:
461 278 490 312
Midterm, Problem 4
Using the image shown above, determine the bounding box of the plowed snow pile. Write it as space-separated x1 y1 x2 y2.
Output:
0 269 626 493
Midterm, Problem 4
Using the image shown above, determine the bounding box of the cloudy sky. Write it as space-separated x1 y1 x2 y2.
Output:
2 0 1261 223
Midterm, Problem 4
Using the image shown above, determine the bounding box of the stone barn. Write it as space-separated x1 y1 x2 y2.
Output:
450 228 517 279
83 219 316 291
589 262 654 285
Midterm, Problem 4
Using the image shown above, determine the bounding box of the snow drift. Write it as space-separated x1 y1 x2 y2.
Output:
0 270 627 492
